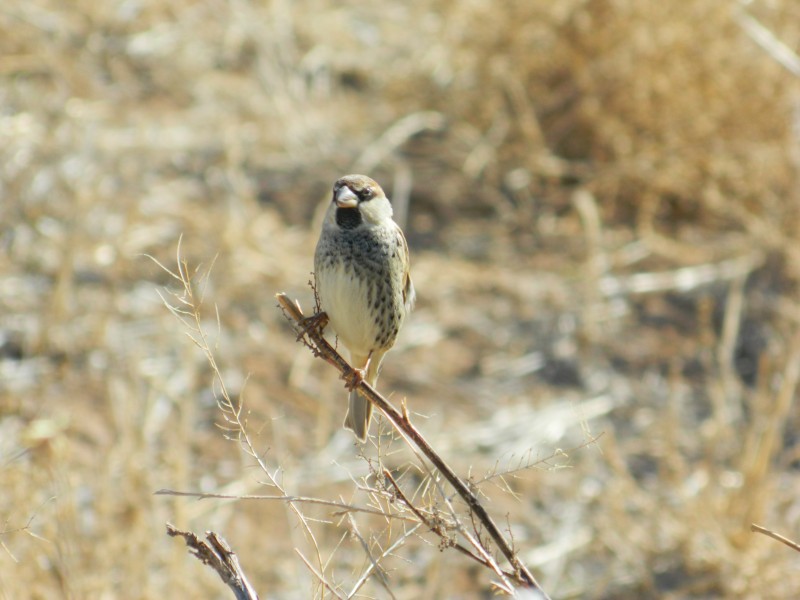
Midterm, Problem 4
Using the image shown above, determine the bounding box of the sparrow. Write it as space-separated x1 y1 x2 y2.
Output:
314 174 415 441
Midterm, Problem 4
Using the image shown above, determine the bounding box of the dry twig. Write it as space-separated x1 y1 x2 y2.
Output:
154 489 418 523
167 523 260 600
751 524 800 553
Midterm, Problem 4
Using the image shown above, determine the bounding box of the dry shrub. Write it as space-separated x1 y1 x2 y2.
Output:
347 1 800 264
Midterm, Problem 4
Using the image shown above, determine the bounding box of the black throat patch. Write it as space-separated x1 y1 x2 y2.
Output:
336 207 362 229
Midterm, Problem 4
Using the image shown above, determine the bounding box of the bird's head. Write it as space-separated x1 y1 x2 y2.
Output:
330 174 393 229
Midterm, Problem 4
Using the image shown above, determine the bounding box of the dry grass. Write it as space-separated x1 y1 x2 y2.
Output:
3 0 800 597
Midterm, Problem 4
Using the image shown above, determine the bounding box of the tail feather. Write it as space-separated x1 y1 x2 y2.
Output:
343 352 384 441
344 388 372 442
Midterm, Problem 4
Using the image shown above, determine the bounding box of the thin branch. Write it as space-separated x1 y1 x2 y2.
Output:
752 524 800 553
472 445 575 487
276 293 550 598
154 489 418 522
735 5 800 77
296 550 346 600
345 513 395 599
0 496 57 561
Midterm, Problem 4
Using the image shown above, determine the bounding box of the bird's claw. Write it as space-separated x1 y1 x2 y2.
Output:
297 311 328 341
343 367 366 391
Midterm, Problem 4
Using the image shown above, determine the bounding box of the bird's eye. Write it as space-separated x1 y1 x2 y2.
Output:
359 187 372 200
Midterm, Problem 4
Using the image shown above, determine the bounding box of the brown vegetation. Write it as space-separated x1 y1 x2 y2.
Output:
3 0 800 597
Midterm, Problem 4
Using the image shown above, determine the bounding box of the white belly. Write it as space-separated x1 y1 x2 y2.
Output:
317 262 381 358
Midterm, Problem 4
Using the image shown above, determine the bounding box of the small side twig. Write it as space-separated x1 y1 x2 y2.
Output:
276 293 549 598
167 523 260 600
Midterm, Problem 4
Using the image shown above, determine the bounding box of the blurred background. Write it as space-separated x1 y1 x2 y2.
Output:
3 0 800 597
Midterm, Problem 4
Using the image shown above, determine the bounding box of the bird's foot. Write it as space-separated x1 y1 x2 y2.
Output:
343 366 366 391
297 311 328 341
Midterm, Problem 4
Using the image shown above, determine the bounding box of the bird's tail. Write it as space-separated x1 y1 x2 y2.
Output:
343 353 383 441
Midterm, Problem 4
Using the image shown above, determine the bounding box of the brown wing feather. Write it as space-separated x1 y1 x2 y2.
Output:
397 226 416 312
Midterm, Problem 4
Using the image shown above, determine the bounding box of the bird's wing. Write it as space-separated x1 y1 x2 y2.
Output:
397 226 416 312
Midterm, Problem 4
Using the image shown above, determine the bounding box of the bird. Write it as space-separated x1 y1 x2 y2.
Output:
314 174 415 441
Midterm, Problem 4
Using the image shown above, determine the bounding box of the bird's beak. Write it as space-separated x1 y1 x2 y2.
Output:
335 186 358 208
